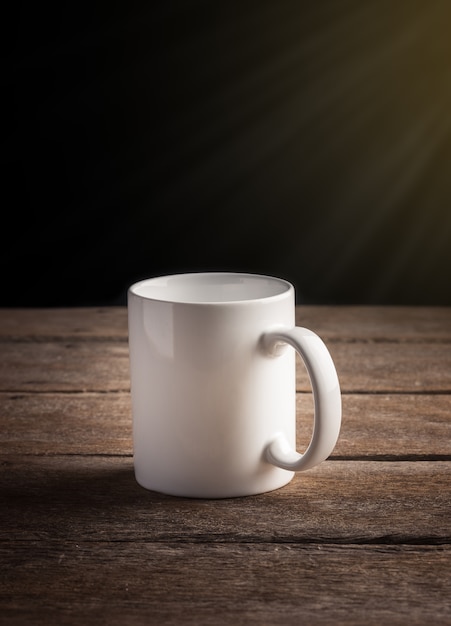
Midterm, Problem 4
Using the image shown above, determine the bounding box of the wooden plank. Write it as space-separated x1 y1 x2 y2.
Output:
1 340 450 393
0 307 128 341
0 306 450 342
0 342 130 393
296 393 451 459
1 392 450 459
296 305 451 342
1 542 449 625
334 393 451 459
1 457 449 544
314 341 451 393
0 392 132 455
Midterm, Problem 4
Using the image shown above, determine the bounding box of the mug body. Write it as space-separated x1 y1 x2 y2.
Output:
128 273 296 498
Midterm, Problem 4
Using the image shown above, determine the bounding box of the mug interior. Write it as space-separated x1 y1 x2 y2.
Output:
129 273 292 304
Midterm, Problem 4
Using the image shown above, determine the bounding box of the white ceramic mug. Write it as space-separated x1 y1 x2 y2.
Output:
128 272 341 498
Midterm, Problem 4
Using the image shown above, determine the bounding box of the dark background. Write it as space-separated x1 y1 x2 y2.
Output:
2 0 451 306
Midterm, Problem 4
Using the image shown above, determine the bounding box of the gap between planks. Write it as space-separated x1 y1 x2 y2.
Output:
1 389 450 395
2 336 450 345
4 453 451 462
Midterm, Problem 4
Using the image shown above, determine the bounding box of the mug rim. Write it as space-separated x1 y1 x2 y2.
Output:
128 272 294 306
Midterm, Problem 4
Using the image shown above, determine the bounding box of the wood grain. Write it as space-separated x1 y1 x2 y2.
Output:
1 340 450 393
1 456 449 544
0 307 128 340
0 342 129 393
296 306 451 342
0 391 132 455
0 306 450 626
1 542 449 626
1 392 450 458
1 306 450 342
301 341 451 392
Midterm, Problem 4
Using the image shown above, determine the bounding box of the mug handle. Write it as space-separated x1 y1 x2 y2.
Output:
261 327 341 472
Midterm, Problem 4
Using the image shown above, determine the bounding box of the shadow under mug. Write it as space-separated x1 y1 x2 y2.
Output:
128 272 341 498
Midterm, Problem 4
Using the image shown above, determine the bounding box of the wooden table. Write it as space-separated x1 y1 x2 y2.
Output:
1 306 450 625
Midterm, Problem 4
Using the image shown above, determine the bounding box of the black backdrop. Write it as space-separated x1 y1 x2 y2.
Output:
3 1 451 306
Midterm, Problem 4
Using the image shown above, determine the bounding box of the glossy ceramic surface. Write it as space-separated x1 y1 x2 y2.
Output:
128 272 341 498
